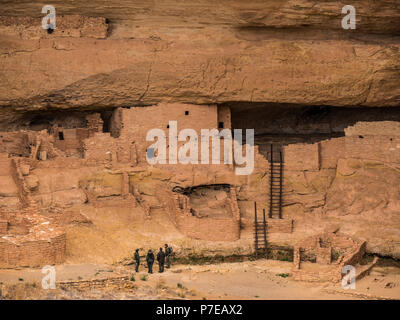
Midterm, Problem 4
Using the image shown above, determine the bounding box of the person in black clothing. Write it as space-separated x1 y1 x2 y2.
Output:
165 244 173 269
134 249 140 272
156 247 165 273
146 249 154 274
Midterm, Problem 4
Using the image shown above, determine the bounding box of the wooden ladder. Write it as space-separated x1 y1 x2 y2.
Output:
269 144 283 219
254 202 267 257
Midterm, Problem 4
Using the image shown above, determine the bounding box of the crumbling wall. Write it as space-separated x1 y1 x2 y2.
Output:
343 120 400 164
0 155 66 268
292 233 366 283
50 113 103 157
53 128 87 156
173 190 240 241
344 135 400 164
0 204 66 269
0 132 31 157
344 121 400 136
157 185 241 241
86 113 104 133
83 132 116 165
10 158 32 207
0 233 66 268
83 132 138 166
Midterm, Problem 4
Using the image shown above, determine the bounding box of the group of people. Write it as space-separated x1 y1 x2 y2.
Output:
134 244 173 274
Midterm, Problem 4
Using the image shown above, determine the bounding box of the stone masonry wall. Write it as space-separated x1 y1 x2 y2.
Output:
0 234 66 268
344 135 400 164
115 103 219 165
158 186 240 241
0 132 30 157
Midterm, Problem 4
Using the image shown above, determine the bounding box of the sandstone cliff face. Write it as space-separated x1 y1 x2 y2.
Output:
0 0 400 128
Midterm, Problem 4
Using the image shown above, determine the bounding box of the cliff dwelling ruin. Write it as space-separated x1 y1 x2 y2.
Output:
1 102 399 274
0 1 400 299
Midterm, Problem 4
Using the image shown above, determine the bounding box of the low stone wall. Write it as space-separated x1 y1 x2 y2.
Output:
0 234 66 268
57 276 134 291
339 241 366 269
0 157 67 268
292 233 367 283
292 267 342 283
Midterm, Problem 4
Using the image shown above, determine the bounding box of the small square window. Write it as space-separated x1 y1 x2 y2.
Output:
58 132 64 140
185 111 189 116
218 122 224 129
167 125 169 129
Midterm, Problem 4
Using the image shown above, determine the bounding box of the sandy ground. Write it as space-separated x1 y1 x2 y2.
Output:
0 259 399 300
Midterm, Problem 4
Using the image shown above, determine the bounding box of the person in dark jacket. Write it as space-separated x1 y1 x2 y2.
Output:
165 244 173 269
156 248 165 273
134 249 140 272
146 249 155 274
